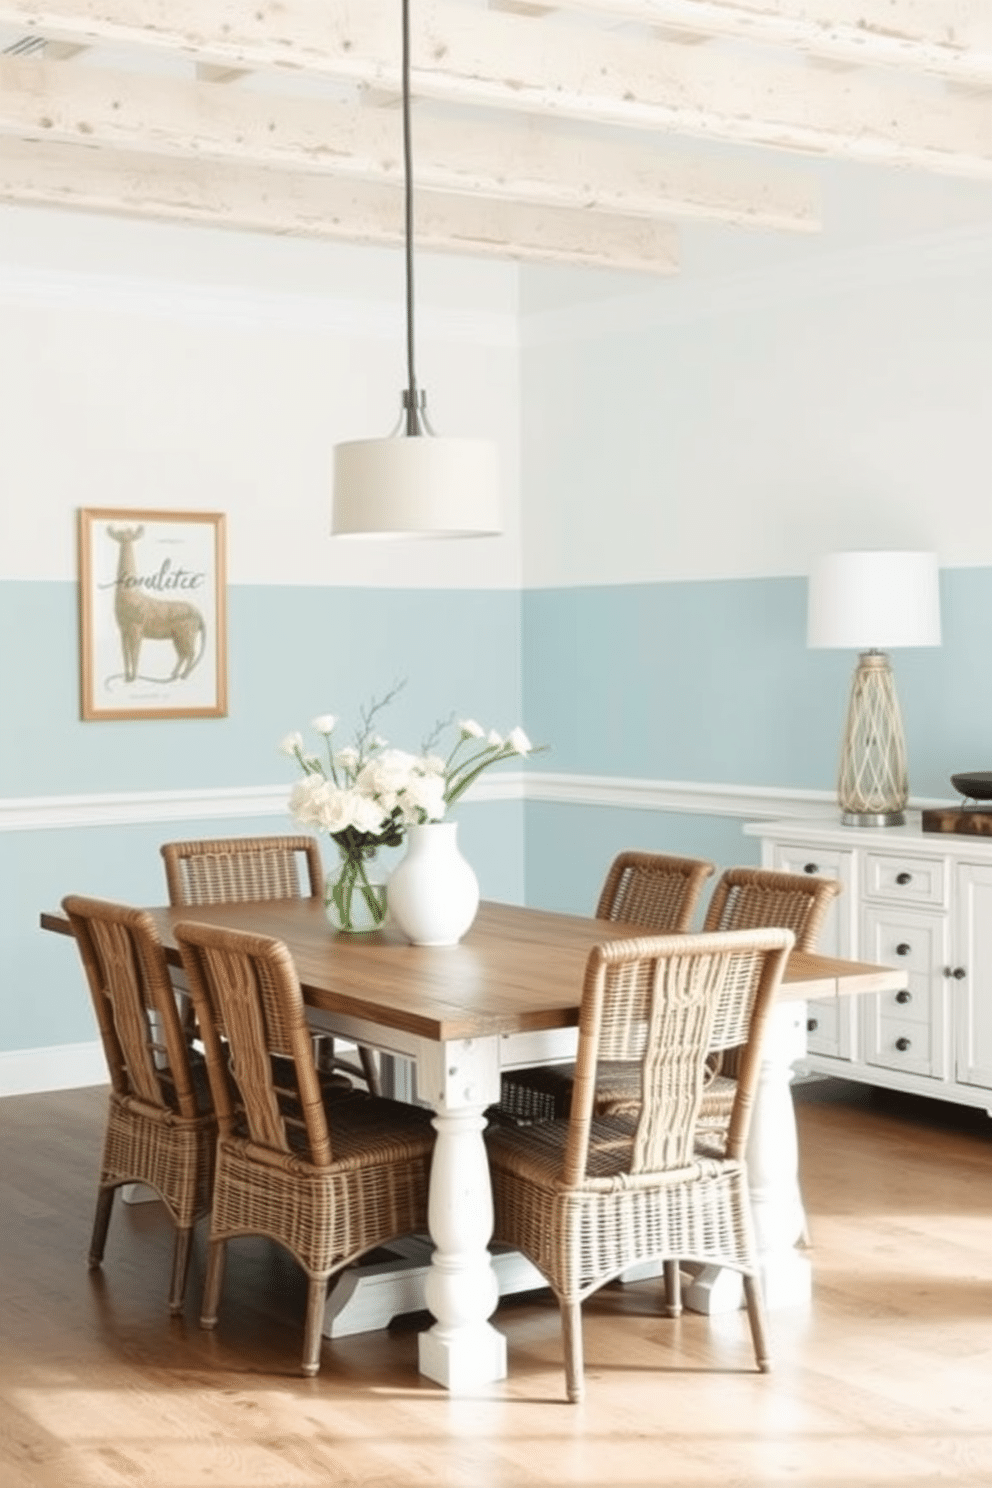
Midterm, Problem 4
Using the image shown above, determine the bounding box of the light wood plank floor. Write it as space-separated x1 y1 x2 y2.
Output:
1 1078 990 1488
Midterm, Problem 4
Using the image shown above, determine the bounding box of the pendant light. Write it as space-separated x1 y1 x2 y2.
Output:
331 0 500 539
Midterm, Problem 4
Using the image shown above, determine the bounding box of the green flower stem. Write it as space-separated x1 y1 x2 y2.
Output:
328 850 387 932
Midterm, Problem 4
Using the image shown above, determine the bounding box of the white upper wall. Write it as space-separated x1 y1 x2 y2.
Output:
519 158 992 589
0 205 522 590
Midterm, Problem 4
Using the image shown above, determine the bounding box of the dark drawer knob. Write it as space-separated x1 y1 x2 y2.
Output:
895 872 912 885
895 943 911 956
895 989 911 1004
806 1017 818 1032
803 863 819 875
952 966 967 980
895 1037 911 1052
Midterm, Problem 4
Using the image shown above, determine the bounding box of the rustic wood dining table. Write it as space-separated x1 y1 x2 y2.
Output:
42 896 906 1392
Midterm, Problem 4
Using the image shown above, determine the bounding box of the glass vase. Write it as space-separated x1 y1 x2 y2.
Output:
324 851 388 934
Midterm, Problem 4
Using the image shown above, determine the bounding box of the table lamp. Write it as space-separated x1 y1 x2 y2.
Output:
807 550 941 826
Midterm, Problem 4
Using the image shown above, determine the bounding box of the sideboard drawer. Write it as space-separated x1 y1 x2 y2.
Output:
864 853 946 907
864 1013 939 1079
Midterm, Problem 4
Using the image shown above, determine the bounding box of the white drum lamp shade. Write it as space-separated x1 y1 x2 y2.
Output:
333 435 500 539
808 551 941 827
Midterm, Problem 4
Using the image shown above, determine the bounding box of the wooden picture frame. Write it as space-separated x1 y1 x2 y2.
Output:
78 508 227 721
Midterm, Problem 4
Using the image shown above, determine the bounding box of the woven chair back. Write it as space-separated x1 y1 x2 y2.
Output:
595 851 715 934
161 835 323 907
564 927 793 1182
62 895 202 1119
175 920 333 1167
703 867 840 956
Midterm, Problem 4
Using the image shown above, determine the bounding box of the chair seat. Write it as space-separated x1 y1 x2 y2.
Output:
213 1094 434 1275
488 1112 729 1189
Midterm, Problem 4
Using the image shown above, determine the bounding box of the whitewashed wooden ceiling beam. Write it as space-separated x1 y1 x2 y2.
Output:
539 3 992 87
1 2 990 267
0 134 681 272
0 2 989 177
0 57 818 231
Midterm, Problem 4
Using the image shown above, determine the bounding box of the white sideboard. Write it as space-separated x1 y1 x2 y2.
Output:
743 815 992 1114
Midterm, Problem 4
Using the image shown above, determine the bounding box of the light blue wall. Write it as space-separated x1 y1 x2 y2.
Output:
0 582 522 794
1 582 523 1055
521 567 992 911
521 571 992 792
523 803 760 919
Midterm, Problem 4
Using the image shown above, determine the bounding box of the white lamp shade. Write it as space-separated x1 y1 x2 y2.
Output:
332 435 500 539
807 550 941 650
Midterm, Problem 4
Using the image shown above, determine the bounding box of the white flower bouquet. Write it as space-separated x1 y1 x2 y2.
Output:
280 688 543 931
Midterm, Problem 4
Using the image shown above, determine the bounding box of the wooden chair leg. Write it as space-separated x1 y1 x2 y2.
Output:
560 1298 585 1404
743 1274 771 1373
200 1237 226 1329
302 1276 328 1377
358 1045 381 1097
88 1187 115 1268
663 1259 683 1316
168 1226 194 1315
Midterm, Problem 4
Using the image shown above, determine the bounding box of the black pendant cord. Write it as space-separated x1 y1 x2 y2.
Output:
402 0 422 437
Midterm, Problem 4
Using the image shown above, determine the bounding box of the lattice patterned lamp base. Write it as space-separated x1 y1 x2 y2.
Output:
837 650 908 827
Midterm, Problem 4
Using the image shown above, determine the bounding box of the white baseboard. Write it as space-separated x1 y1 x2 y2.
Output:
0 1041 107 1098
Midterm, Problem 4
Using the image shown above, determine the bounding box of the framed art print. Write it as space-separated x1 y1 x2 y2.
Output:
79 508 227 720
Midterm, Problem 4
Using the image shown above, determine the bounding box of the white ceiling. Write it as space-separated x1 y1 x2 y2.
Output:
2 1 992 278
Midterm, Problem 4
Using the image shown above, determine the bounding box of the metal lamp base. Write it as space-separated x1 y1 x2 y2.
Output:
840 809 906 828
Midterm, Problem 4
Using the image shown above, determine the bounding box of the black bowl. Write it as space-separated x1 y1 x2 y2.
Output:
951 771 992 801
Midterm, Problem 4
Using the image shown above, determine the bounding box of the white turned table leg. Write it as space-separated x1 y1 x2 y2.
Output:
416 1039 507 1390
684 1001 811 1315
745 999 812 1307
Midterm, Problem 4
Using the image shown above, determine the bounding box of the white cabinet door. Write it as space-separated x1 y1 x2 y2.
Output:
860 905 949 1081
768 842 855 1061
954 862 992 1092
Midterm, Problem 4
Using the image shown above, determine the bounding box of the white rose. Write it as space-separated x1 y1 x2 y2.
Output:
359 749 419 810
487 729 504 748
279 731 304 756
335 745 360 774
402 772 447 823
459 719 484 739
507 727 532 756
288 775 330 827
341 789 389 835
311 714 336 735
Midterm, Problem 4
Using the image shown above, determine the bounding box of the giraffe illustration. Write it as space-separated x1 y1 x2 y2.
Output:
107 525 206 683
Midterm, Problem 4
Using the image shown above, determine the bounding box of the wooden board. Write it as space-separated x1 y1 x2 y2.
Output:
921 807 992 836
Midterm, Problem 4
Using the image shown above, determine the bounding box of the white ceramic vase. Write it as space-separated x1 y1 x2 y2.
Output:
388 822 480 947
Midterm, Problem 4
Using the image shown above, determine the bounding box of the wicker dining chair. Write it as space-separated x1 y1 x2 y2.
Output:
694 866 841 1134
160 834 380 1095
495 850 716 1125
62 894 216 1313
485 926 793 1403
174 919 435 1377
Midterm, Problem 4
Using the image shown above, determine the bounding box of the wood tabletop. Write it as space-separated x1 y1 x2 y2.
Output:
41 898 906 1046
